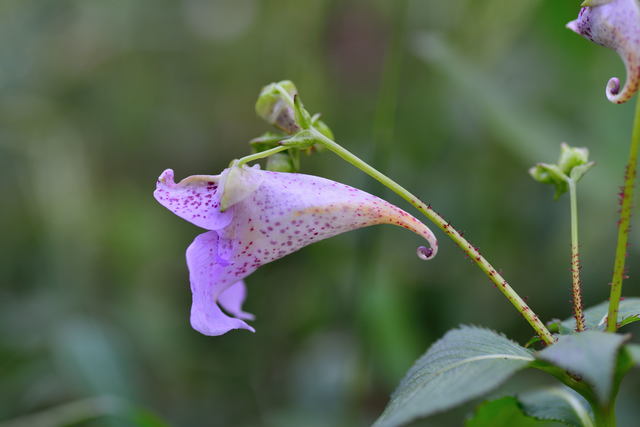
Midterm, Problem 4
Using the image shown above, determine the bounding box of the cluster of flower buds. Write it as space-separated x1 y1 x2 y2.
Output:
529 143 595 198
251 80 334 172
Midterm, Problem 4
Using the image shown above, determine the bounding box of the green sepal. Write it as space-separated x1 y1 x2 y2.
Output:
280 129 318 149
293 94 312 129
569 161 595 182
529 163 569 198
249 131 286 152
219 165 264 212
581 0 615 6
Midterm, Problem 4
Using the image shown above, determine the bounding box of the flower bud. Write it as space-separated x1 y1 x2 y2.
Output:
266 153 295 172
255 81 301 134
567 0 640 103
558 143 590 175
530 143 595 198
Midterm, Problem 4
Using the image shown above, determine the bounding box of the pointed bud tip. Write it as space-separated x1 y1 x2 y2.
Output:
566 19 580 34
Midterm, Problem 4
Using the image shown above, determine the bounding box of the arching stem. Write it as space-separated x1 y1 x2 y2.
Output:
310 128 556 345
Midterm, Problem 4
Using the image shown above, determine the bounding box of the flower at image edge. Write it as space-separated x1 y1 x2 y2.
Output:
567 0 640 103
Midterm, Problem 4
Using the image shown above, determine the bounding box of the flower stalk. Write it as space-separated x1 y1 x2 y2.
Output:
308 127 557 345
607 96 640 332
568 178 586 331
234 145 290 167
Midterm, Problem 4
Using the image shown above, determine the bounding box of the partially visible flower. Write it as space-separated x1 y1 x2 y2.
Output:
155 166 438 336
567 0 640 103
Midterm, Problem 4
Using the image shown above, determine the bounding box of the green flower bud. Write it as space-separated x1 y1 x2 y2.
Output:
266 153 295 172
530 143 595 199
558 143 590 175
255 81 300 134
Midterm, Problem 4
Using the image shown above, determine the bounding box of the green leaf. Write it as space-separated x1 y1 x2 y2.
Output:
559 298 640 332
466 397 555 427
373 326 534 427
536 331 629 404
519 387 594 427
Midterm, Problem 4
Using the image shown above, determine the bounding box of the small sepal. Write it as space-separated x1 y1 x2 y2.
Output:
529 163 569 199
249 131 286 152
581 0 615 6
280 129 318 149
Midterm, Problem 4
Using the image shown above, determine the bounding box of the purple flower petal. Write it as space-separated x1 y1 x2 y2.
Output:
158 166 438 336
567 0 640 104
154 169 233 230
186 231 255 335
218 280 255 321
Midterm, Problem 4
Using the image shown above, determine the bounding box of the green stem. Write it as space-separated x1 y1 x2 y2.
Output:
607 96 640 332
310 128 556 345
233 145 289 167
568 179 585 332
593 404 616 427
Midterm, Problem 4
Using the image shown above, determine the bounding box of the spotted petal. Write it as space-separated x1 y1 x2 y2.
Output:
157 166 438 336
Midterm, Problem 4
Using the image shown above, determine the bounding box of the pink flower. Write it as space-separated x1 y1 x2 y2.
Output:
567 0 640 104
154 166 437 336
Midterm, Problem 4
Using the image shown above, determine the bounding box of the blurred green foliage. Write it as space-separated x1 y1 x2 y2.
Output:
1 0 639 426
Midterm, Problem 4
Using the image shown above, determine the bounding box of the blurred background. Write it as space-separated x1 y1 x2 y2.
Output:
1 0 639 426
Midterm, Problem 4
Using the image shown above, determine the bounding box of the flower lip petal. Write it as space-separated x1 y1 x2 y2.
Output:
218 280 255 321
154 169 234 230
187 231 255 336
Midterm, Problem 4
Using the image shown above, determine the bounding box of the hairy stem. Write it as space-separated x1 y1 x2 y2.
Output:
607 97 640 332
568 179 585 332
310 128 556 345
